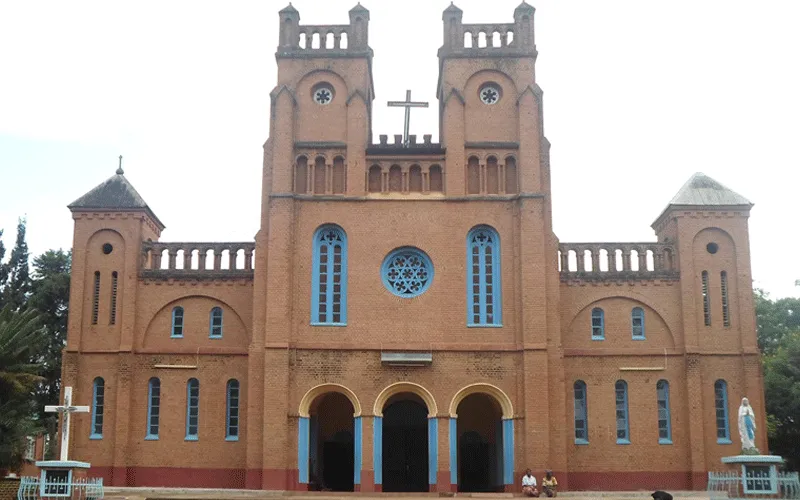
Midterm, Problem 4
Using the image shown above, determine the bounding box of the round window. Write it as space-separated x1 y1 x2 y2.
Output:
102 243 113 255
479 84 501 105
381 247 434 298
313 84 334 105
706 242 719 254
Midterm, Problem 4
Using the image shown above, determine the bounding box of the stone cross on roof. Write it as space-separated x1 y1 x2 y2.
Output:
45 387 90 462
387 90 429 147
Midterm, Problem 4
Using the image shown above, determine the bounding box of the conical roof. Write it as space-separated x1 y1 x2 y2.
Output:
68 166 164 229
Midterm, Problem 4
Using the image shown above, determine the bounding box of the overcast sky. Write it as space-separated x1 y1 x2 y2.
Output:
0 1 798 298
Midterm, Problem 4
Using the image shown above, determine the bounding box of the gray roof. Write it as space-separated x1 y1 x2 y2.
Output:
68 170 164 229
668 172 752 206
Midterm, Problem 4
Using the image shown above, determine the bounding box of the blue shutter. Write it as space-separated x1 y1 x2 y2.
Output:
226 379 240 440
146 378 160 440
186 378 200 440
714 379 731 443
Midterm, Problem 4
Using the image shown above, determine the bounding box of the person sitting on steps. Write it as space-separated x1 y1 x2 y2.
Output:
522 468 539 497
542 470 558 497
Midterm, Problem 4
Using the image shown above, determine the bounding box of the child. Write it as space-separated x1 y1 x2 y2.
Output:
542 470 558 497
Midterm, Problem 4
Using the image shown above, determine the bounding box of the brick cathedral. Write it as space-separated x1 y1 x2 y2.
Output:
61 2 766 493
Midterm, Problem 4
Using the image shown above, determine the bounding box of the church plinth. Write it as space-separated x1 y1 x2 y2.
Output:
34 460 91 499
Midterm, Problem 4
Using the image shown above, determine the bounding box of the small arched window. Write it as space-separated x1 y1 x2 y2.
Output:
226 379 240 441
209 307 223 338
467 226 502 326
657 380 672 444
631 307 645 339
615 380 630 444
90 377 105 439
186 378 200 441
146 378 160 439
714 379 731 443
573 380 588 444
171 306 184 338
311 225 347 325
591 308 604 340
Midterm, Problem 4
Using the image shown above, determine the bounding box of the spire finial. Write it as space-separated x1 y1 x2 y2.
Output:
116 155 124 175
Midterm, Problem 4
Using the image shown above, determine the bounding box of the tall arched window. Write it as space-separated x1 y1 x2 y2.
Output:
467 226 502 326
209 307 223 338
574 380 588 444
721 271 730 327
109 271 118 325
171 306 184 338
631 307 645 339
615 380 630 444
702 270 711 326
146 378 160 440
714 379 731 443
90 377 105 439
91 271 100 325
226 379 240 441
311 225 347 325
657 380 672 444
186 378 200 441
591 308 604 340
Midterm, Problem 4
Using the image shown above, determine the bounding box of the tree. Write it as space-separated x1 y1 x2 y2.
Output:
28 250 71 439
763 331 800 471
2 218 31 312
0 305 47 471
0 229 8 305
754 288 800 356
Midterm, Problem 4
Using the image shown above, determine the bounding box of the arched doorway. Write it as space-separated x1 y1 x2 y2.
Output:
457 393 503 492
309 392 355 491
382 393 429 492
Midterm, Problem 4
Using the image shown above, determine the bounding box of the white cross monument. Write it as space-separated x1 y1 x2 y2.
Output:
387 90 429 147
45 386 90 462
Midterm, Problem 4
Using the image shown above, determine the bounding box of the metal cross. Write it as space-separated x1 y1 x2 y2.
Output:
45 387 90 462
387 90 429 147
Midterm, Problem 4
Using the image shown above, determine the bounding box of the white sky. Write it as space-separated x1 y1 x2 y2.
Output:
0 1 798 298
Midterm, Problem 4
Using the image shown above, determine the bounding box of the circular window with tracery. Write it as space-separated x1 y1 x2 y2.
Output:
313 84 334 105
479 84 501 105
381 247 434 298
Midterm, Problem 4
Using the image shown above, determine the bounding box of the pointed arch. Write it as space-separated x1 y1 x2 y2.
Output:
298 383 362 417
442 87 466 106
374 382 438 417
448 383 513 419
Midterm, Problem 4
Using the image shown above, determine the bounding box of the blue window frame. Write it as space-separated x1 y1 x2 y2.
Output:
632 307 645 339
615 380 630 444
311 225 347 325
591 308 604 340
171 306 184 338
226 379 240 441
467 226 502 326
574 380 588 444
186 378 199 441
209 307 223 338
657 380 672 444
715 379 731 443
381 247 434 298
90 377 104 439
146 378 160 440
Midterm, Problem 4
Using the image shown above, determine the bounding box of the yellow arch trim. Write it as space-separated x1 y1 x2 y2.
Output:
373 382 439 418
448 383 514 419
298 383 362 418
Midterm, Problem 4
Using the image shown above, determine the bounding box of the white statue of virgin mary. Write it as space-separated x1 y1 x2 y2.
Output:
738 397 758 453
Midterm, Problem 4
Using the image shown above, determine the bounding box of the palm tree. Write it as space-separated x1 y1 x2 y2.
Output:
0 305 47 472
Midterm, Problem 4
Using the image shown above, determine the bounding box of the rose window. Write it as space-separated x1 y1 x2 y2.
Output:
381 247 434 298
313 85 333 105
479 85 500 105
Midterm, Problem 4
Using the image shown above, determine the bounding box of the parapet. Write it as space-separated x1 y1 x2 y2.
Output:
439 1 537 58
141 241 255 280
277 3 372 58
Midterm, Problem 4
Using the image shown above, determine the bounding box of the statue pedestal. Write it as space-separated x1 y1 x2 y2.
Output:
716 455 787 497
34 460 91 499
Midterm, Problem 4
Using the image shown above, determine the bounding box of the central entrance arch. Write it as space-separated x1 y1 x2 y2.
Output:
382 393 429 492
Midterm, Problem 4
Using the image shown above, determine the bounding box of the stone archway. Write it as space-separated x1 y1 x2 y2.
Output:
373 382 438 493
297 384 362 491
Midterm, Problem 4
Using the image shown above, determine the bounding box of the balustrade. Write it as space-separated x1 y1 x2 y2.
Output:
462 23 516 49
558 242 678 280
141 242 255 278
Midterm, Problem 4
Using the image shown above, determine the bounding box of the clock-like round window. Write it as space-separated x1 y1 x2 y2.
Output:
313 84 334 105
381 247 434 298
479 84 501 105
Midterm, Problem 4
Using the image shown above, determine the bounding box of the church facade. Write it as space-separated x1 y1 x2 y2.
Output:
60 2 766 493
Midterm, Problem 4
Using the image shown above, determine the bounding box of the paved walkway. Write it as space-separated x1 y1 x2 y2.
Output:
104 487 714 500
